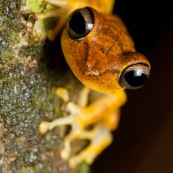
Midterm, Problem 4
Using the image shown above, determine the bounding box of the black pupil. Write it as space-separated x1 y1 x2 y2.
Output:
69 10 88 35
125 70 148 87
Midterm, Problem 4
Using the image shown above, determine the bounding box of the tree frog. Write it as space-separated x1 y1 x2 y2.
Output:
39 0 151 168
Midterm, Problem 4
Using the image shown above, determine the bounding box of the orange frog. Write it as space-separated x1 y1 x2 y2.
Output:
39 0 151 167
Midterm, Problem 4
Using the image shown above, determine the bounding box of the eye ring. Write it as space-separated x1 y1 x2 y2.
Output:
66 7 94 40
119 63 150 89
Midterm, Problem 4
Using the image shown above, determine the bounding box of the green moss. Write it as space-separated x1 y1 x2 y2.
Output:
26 0 57 13
0 0 89 172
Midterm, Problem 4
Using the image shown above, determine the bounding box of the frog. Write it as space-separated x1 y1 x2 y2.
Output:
38 0 151 168
39 0 115 40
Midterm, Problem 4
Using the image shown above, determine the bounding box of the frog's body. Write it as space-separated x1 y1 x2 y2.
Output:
39 0 150 168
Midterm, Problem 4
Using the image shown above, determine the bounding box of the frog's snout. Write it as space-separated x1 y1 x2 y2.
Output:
119 52 151 90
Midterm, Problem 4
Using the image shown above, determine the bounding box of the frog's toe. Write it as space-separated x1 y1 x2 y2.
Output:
39 121 52 133
68 124 113 167
38 115 74 134
61 141 71 160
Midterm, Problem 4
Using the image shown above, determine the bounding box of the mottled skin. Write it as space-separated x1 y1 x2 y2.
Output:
39 0 151 168
61 8 150 93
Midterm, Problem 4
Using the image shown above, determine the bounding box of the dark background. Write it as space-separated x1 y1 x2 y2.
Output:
92 0 173 172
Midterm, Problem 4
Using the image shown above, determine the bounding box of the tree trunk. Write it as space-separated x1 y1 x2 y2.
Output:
0 0 89 172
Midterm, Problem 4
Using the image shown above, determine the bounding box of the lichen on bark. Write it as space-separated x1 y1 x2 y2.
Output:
0 0 90 172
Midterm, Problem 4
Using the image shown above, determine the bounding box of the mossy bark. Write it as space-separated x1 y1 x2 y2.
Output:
0 0 90 172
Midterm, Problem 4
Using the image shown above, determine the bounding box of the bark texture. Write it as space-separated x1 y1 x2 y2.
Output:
0 0 90 172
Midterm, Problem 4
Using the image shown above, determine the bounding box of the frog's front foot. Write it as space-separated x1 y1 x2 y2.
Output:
39 87 126 167
67 124 112 167
38 0 69 40
39 110 112 167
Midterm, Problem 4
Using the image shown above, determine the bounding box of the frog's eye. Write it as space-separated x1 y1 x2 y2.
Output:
119 64 150 89
67 7 94 40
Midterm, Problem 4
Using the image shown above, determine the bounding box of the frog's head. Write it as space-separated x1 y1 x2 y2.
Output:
61 7 150 94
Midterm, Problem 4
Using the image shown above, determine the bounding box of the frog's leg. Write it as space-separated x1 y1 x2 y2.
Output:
68 123 113 167
40 0 68 18
39 0 69 40
44 0 67 7
39 87 126 167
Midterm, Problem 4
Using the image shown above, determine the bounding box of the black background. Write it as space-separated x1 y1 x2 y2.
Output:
92 0 173 172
